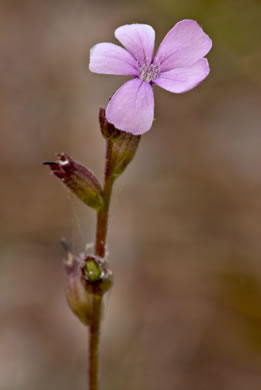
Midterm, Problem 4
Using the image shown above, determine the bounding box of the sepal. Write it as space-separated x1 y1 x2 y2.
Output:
110 131 141 179
99 108 141 180
64 250 92 326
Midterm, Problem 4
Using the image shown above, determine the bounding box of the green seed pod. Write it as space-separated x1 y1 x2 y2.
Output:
84 258 102 282
82 256 113 295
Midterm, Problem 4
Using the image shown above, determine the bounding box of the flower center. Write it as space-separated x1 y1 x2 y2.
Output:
139 63 160 83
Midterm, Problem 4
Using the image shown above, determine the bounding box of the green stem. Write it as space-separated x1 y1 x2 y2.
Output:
88 139 114 390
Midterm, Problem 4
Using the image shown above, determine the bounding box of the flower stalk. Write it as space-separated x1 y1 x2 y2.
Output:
88 294 102 390
95 139 114 258
88 139 114 390
44 109 141 390
88 108 141 389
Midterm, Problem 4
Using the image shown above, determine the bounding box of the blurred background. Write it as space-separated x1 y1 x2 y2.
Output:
1 0 261 389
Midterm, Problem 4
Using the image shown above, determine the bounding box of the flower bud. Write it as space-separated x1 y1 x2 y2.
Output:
82 255 113 295
43 153 104 210
64 251 92 326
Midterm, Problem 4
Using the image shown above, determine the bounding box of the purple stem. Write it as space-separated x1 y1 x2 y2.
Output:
88 139 114 390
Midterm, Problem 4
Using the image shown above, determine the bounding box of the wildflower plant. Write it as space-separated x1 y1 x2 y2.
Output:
44 20 212 390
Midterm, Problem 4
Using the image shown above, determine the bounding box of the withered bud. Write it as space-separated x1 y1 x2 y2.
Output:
82 255 113 295
64 251 92 326
43 153 104 210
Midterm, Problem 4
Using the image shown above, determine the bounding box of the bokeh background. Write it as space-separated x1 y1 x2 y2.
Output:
1 0 261 389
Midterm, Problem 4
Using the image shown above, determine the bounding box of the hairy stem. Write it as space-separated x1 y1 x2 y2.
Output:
88 139 114 390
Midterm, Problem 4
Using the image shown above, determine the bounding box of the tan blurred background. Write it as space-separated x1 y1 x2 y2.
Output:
1 0 261 389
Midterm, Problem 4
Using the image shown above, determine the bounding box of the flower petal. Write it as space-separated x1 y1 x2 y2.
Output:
89 43 138 76
115 24 155 66
154 58 210 93
106 78 154 135
153 20 212 72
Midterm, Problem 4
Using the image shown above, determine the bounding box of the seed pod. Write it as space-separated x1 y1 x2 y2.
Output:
82 255 113 295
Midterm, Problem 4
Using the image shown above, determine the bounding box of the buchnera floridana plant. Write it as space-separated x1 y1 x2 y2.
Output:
44 20 212 390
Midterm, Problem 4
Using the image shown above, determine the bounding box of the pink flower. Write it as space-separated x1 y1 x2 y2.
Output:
89 20 212 135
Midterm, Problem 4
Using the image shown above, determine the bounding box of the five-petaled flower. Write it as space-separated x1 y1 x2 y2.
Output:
89 20 212 135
